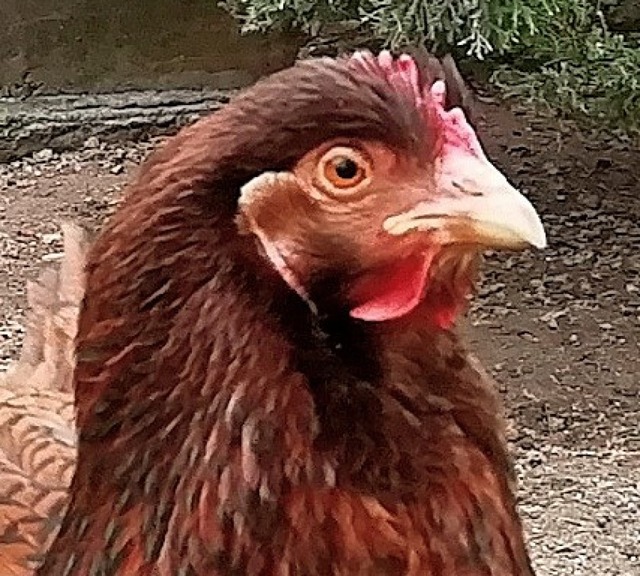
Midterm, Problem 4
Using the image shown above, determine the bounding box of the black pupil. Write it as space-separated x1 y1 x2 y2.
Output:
334 158 359 180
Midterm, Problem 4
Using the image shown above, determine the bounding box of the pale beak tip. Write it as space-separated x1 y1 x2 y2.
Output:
528 222 548 250
519 201 548 250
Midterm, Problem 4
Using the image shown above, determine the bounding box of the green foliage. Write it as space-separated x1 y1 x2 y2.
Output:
220 0 565 58
220 0 640 136
492 4 640 136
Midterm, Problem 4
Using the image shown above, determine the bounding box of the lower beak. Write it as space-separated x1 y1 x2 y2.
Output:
384 154 547 250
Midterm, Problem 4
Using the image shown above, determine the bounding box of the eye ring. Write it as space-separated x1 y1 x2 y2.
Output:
318 146 372 196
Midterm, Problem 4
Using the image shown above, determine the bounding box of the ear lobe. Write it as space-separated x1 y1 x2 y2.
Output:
237 172 312 302
237 171 301 235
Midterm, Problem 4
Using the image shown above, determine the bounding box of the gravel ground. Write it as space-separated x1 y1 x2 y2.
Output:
0 99 638 575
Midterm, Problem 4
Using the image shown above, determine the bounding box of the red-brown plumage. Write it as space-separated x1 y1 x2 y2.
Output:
37 52 544 575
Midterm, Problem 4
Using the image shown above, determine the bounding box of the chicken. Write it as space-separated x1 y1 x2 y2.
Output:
0 224 85 574
0 49 546 575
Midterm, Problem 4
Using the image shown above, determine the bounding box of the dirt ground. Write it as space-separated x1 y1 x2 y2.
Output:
0 98 638 575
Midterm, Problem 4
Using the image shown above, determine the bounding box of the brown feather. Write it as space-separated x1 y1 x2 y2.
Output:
0 224 85 575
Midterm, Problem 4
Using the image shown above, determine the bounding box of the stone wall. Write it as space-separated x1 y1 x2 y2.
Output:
0 0 302 95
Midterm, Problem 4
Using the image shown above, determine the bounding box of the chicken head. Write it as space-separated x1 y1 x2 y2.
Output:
238 51 546 329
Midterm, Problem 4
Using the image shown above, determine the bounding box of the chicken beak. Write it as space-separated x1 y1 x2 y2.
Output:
384 153 547 250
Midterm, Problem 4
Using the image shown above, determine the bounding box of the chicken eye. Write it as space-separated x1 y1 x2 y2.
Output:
320 147 371 193
325 156 365 188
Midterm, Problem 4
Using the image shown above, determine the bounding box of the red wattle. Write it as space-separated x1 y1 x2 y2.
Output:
349 252 436 322
349 251 466 328
429 291 464 330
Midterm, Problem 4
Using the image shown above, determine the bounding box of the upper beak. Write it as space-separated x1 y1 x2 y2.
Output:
384 153 547 250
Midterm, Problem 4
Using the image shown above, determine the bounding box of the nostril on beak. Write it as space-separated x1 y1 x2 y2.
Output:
451 180 483 197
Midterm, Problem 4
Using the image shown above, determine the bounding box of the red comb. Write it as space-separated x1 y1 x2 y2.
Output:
349 50 485 162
